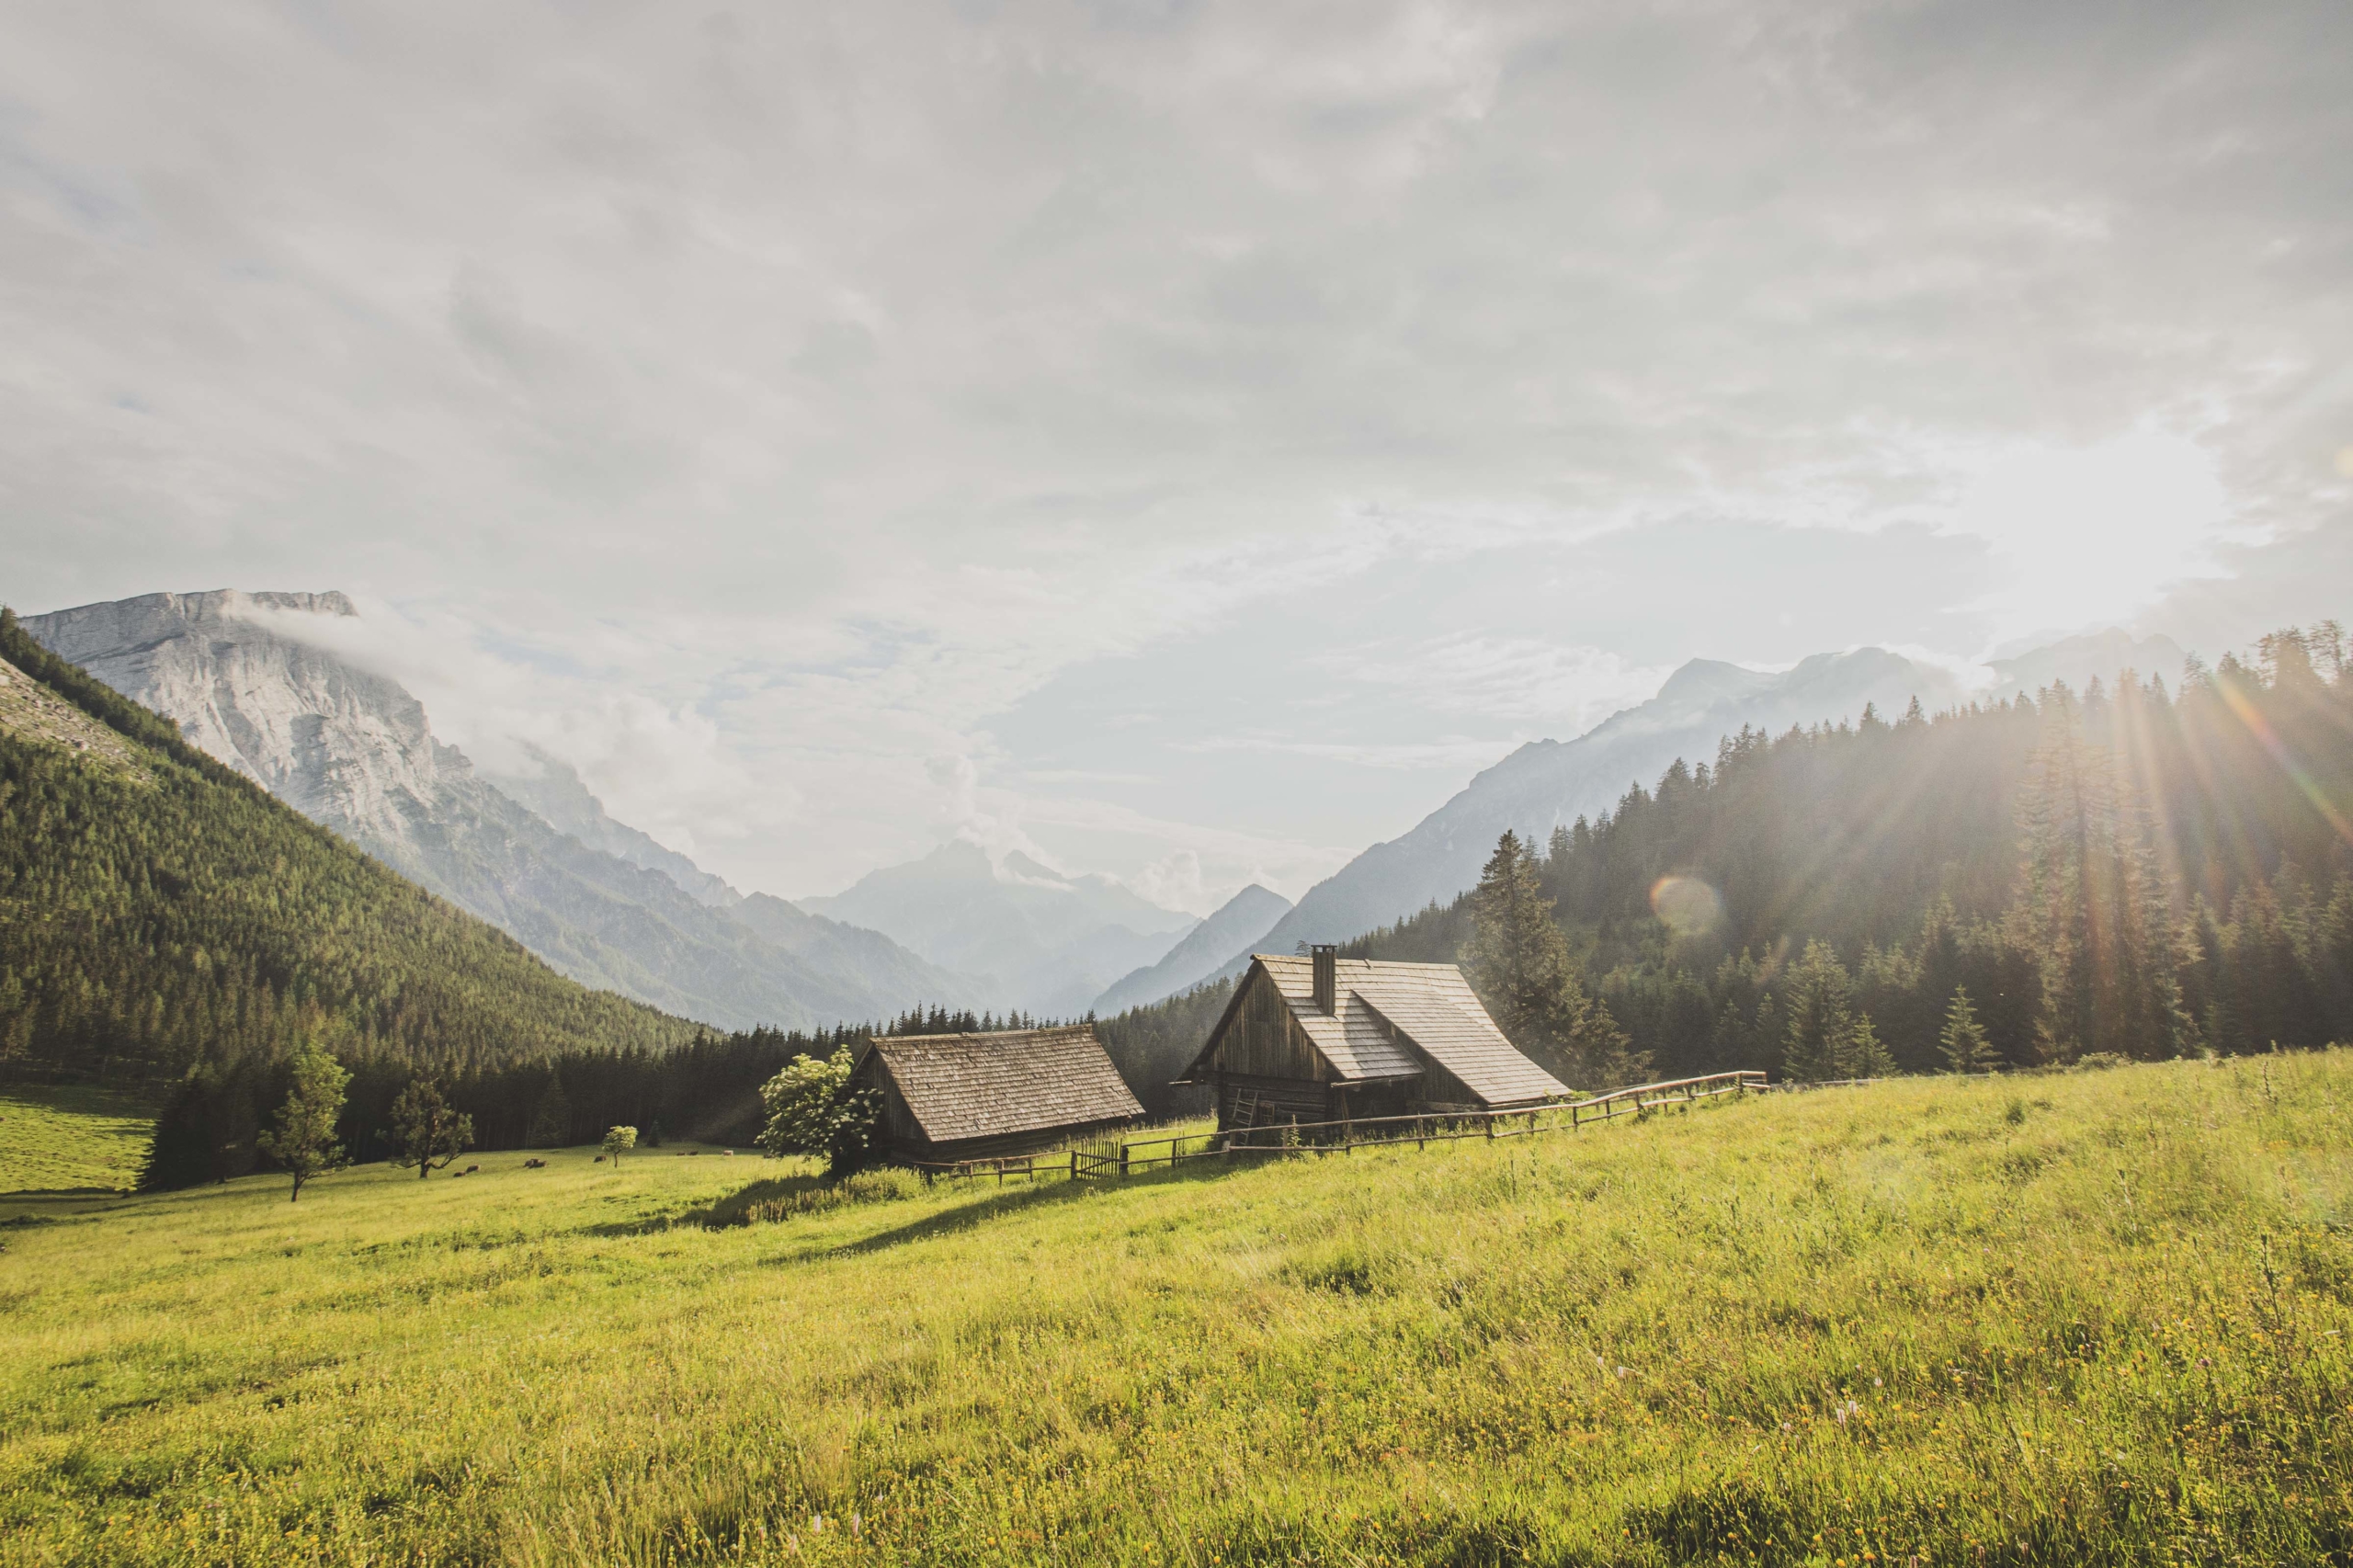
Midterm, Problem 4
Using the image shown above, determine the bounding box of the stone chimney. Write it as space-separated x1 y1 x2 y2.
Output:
1311 943 1338 1016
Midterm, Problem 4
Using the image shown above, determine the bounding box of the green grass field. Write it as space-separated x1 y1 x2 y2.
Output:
0 1083 156 1196
4 1057 2351 1566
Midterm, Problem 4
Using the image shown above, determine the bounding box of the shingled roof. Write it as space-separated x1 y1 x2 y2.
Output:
1199 955 1569 1107
859 1025 1144 1146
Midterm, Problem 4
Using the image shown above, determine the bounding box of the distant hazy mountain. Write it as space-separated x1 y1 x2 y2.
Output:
804 839 1197 1017
1232 647 1974 966
1985 631 2188 701
1224 632 2201 974
482 744 740 909
26 590 970 1031
1091 883 1293 1014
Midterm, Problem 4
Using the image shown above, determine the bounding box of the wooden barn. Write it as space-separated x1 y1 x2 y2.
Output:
852 1024 1145 1164
1177 947 1568 1131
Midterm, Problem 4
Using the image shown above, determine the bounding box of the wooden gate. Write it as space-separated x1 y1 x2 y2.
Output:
1070 1137 1125 1179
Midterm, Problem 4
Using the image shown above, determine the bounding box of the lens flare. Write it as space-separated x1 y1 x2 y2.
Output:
1649 874 1723 937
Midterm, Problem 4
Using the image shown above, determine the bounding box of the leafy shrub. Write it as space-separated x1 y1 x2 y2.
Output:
700 1167 923 1228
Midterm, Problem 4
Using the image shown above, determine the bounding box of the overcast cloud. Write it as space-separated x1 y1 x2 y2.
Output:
4 0 2348 908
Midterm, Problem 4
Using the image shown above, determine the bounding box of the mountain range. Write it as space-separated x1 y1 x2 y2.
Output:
0 606 699 1089
1089 883 1291 1015
1165 632 2188 1005
24 591 2194 1032
24 591 972 1033
803 840 1199 1017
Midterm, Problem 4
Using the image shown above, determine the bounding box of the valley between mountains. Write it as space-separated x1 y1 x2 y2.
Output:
16 591 2190 1040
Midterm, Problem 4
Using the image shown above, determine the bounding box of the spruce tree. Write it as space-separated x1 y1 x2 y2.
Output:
2013 690 2188 1062
1467 831 1647 1088
1938 985 1997 1073
527 1074 573 1148
1780 941 1856 1081
1843 1012 1895 1078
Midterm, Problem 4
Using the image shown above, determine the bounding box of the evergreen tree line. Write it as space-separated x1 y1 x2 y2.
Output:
140 993 1236 1189
1348 623 2353 1081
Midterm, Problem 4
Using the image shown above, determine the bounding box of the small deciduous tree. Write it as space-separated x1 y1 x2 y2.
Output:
602 1125 638 1165
256 1045 349 1203
1940 985 1999 1074
391 1078 473 1180
756 1048 883 1179
756 1049 854 1156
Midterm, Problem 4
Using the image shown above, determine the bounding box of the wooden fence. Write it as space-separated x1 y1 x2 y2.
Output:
905 1070 1770 1186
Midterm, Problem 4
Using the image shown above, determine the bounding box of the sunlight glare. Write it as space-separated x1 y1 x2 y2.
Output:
1949 426 2230 636
1649 875 1723 937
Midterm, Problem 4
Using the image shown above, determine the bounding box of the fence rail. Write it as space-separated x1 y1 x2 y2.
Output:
903 1070 1771 1185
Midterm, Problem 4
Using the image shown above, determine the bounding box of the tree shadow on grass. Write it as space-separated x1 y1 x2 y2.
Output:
568 1174 833 1238
824 1153 1261 1257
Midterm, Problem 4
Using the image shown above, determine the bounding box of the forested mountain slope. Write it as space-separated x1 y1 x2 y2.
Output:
25 591 974 1028
0 608 699 1089
1234 635 2191 979
1347 626 2353 1080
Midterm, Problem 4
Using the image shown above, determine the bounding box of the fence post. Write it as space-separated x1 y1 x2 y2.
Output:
1120 1143 1130 1177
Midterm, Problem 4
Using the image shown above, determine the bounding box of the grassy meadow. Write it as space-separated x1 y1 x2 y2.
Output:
0 1083 156 1197
4 1058 2353 1566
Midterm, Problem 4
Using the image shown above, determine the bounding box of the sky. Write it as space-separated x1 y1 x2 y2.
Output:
4 0 2349 913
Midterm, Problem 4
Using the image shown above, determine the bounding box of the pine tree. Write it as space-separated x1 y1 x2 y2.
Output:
1467 831 1648 1088
1938 985 1996 1073
1843 1013 1895 1078
527 1074 573 1148
1781 941 1855 1081
1779 941 1892 1080
2013 690 2188 1062
255 1045 348 1202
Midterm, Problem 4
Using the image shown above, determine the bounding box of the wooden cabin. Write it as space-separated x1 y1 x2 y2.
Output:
1177 948 1568 1131
852 1024 1145 1164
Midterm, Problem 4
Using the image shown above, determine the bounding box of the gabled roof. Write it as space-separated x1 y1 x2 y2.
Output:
859 1025 1143 1146
1246 954 1419 1079
1187 955 1569 1107
1350 980 1569 1107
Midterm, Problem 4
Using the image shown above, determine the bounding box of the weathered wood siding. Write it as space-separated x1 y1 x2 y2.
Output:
1215 1072 1332 1128
1405 1056 1479 1110
1209 968 1332 1082
1329 1081 1413 1122
880 1078 925 1146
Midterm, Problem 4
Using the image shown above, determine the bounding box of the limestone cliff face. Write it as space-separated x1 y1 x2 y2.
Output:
30 592 466 850
26 591 972 1031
